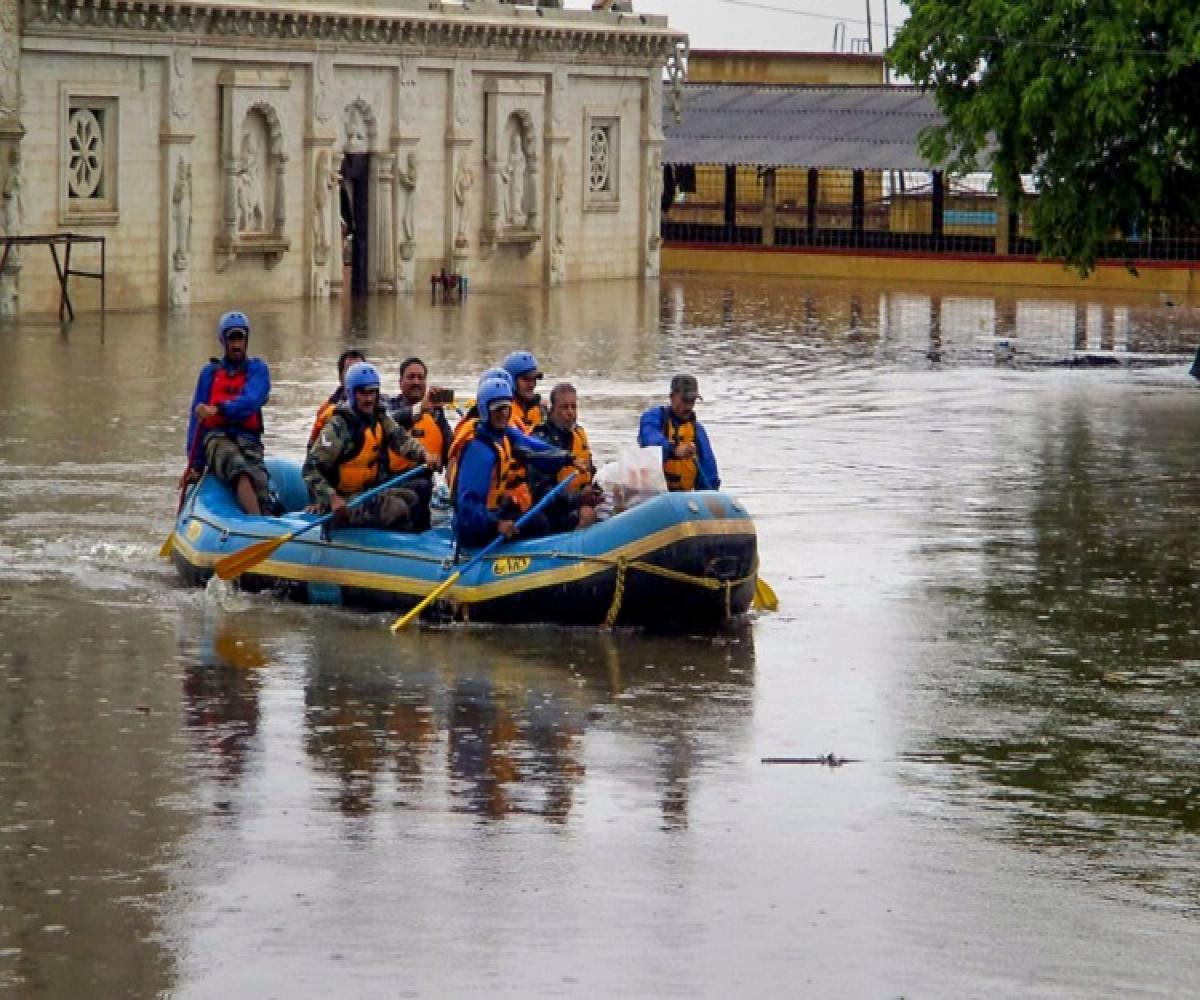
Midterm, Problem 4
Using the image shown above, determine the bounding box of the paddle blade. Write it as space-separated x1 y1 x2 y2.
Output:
391 571 461 633
159 532 175 559
753 576 779 612
214 535 289 581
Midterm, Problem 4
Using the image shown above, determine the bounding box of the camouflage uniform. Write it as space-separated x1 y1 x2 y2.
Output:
303 405 426 530
205 436 272 511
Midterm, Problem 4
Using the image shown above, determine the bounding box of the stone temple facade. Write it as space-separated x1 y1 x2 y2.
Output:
0 0 687 315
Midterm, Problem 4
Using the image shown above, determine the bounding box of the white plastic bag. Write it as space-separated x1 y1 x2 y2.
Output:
595 445 667 514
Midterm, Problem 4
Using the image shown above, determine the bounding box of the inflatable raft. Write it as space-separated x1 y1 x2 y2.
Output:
170 458 759 627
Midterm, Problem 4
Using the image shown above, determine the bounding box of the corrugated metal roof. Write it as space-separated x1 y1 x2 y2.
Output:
663 84 946 171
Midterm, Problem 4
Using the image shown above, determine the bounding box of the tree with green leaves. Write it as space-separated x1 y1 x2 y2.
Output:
889 1 1200 273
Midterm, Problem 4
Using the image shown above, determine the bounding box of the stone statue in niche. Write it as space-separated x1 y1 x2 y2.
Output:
312 151 330 265
344 104 368 154
453 158 473 247
2 147 22 239
235 131 265 232
398 151 418 245
172 157 192 269
500 128 527 227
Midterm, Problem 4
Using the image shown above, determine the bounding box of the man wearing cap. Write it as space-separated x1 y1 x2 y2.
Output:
501 350 547 432
638 374 720 492
185 310 273 515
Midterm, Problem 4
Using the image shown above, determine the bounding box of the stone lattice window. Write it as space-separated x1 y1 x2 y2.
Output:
62 93 119 223
584 112 619 211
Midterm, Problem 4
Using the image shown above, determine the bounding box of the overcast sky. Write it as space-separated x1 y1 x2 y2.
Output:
568 0 906 55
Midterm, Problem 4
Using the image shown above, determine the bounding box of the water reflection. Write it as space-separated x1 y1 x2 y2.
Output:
182 616 267 788
292 625 755 825
912 395 1200 907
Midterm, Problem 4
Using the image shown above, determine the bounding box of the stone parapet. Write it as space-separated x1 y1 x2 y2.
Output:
23 0 684 65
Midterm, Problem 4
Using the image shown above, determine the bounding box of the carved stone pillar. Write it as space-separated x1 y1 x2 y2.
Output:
393 140 419 294
330 151 345 296
273 153 287 240
373 153 395 293
0 0 23 318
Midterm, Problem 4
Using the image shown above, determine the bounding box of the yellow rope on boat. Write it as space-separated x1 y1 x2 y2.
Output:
519 550 753 627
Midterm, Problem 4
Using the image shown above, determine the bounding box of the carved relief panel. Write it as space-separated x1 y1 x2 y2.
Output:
216 70 291 270
482 78 544 249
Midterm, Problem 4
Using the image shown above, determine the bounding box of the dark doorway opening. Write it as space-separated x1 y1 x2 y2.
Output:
340 152 370 296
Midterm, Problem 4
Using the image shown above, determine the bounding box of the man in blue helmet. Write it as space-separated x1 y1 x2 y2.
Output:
303 362 437 531
501 350 546 432
638 374 720 492
185 311 273 515
453 372 577 548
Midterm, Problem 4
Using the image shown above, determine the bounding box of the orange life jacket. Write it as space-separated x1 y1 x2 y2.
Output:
552 426 593 493
202 365 263 436
331 408 386 497
308 396 339 449
661 412 698 491
511 396 545 434
389 409 446 474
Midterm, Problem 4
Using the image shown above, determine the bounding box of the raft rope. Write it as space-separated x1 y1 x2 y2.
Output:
520 550 754 626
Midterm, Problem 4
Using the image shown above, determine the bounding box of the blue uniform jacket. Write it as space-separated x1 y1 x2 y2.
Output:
637 404 720 490
185 356 271 469
454 422 570 543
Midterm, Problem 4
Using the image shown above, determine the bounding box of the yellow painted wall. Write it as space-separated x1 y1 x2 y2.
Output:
686 51 885 85
662 244 1199 299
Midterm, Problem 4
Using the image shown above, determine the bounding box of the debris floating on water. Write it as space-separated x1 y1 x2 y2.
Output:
761 754 857 767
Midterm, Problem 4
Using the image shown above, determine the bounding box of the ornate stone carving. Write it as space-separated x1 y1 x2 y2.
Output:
396 57 418 135
551 66 568 134
397 150 417 247
500 127 527 227
169 47 192 123
453 156 473 248
24 0 687 70
2 147 22 240
0 0 18 120
550 151 566 285
172 156 192 269
314 54 334 125
343 101 370 153
235 130 265 232
645 148 662 278
452 66 470 134
665 38 689 125
312 150 330 266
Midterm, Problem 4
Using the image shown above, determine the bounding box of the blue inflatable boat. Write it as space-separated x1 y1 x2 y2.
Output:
170 458 759 627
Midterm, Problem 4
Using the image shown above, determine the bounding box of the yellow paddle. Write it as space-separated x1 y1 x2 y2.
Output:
391 473 577 632
752 575 779 612
213 468 426 582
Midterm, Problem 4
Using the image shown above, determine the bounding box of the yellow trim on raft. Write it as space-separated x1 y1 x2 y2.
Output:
172 517 757 603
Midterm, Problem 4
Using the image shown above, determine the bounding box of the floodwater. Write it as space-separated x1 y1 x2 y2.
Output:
1 275 1199 996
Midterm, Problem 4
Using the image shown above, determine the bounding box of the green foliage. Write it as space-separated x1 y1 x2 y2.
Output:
890 0 1200 272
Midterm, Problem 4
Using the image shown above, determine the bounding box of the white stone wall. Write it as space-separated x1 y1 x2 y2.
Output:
11 1 685 315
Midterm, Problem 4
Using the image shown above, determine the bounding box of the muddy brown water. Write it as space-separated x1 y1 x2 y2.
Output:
1 276 1198 996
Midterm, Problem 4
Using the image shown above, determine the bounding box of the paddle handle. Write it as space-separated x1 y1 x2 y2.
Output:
391 471 577 632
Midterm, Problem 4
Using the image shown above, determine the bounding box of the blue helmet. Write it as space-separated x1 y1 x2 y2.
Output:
477 374 514 415
477 366 514 394
344 362 382 396
501 351 541 380
218 310 250 345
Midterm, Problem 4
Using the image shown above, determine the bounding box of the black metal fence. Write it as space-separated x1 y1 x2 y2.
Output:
661 165 1200 263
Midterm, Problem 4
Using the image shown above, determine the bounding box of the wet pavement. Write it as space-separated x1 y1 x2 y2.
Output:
1 276 1198 996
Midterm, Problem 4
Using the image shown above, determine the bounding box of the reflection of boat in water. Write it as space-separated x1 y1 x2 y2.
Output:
170 458 759 627
300 626 756 824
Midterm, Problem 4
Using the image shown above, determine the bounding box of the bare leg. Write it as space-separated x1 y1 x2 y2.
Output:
235 474 262 516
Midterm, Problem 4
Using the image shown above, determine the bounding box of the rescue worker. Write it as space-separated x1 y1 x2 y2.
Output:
501 350 547 432
446 367 513 494
308 348 367 448
453 373 576 548
185 310 273 516
303 362 437 531
386 356 454 532
530 382 602 532
637 374 720 492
